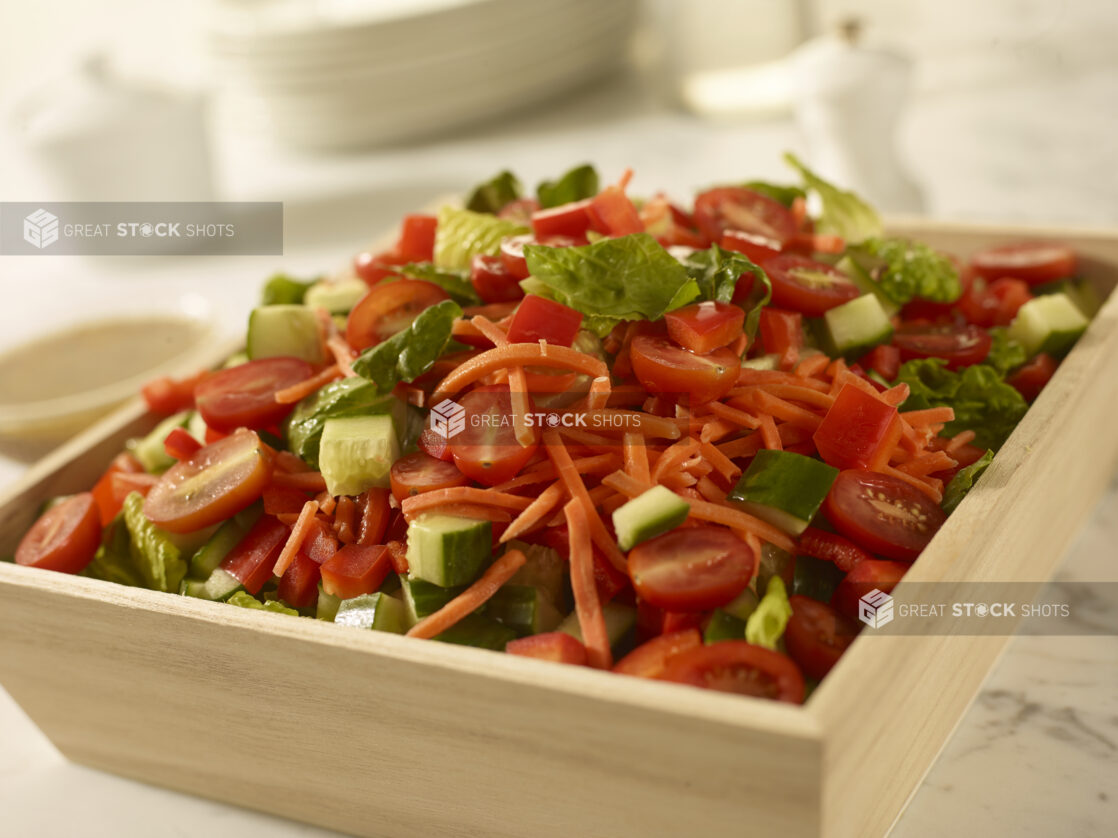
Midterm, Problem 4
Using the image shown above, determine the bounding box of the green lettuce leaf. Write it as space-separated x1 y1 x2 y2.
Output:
897 359 1028 451
227 591 300 616
680 244 773 336
121 491 188 593
741 180 805 208
848 237 962 305
536 164 599 209
983 327 1027 376
745 576 793 651
260 273 315 306
523 233 699 336
284 378 402 468
433 206 528 270
352 299 462 392
388 263 481 307
83 513 144 588
465 170 522 214
784 152 882 243
941 449 995 515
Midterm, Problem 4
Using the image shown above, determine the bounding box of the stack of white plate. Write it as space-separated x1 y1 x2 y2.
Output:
208 0 640 151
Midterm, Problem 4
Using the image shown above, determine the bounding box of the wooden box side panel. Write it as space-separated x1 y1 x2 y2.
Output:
812 225 1118 838
0 570 823 838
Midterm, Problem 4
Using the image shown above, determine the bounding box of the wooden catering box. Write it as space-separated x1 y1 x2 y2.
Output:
1 222 1116 838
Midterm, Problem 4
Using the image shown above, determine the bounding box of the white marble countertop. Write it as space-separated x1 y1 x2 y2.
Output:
1 61 1116 837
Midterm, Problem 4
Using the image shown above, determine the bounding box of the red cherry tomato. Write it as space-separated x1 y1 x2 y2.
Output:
629 335 740 405
143 429 274 534
861 344 901 381
497 197 539 226
892 322 992 370
693 187 797 245
531 199 594 239
220 516 289 594
956 277 1033 328
469 253 524 303
830 559 910 621
355 488 391 548
627 526 755 611
276 550 321 610
639 196 709 248
449 384 539 487
660 641 805 703
320 544 393 600
823 469 947 561
1007 353 1058 402
813 384 902 470
353 249 408 286
195 357 314 433
760 253 861 317
499 234 535 280
796 526 873 573
970 241 1076 285
262 485 311 516
346 279 450 352
506 294 584 347
394 214 437 263
612 629 703 678
418 427 455 462
141 370 206 415
506 632 589 665
664 301 745 355
16 492 102 574
758 307 804 363
784 595 860 680
91 452 144 526
389 451 469 503
720 229 783 264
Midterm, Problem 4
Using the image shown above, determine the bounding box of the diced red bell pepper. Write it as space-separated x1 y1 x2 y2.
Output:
506 295 584 347
664 301 745 355
141 370 205 415
221 517 290 595
720 230 782 264
611 629 702 678
276 550 321 610
262 485 311 516
758 307 804 368
395 214 437 263
302 517 340 565
861 344 901 382
587 185 643 236
356 487 392 546
813 384 902 470
163 427 202 461
506 632 588 665
91 452 146 526
469 253 524 304
320 544 392 600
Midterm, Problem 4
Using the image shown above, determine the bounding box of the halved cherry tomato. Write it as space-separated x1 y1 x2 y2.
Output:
660 641 805 702
499 234 535 280
784 595 860 680
418 427 454 462
220 516 289 594
629 335 740 404
497 197 540 226
91 452 144 526
195 357 314 432
587 185 644 236
861 344 901 381
346 279 450 352
1007 353 1058 402
506 632 589 665
758 307 803 362
628 526 754 611
389 451 469 503
892 322 992 370
16 492 101 574
693 187 797 245
320 544 392 599
970 241 1076 285
796 526 873 573
760 254 860 316
394 214 437 263
813 384 902 470
532 199 594 239
353 249 408 286
639 196 708 248
276 550 321 610
664 301 744 355
956 277 1032 327
823 470 946 561
506 294 583 347
830 559 910 621
163 426 202 461
469 254 524 303
143 429 274 534
141 370 206 415
612 628 702 678
720 229 782 264
449 384 539 486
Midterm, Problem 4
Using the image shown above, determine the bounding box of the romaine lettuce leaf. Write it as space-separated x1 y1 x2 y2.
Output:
388 263 481 307
523 233 699 336
536 164 599 209
284 378 402 468
227 591 300 616
679 244 772 336
83 513 144 588
983 327 1027 376
745 575 792 650
942 449 994 515
848 237 962 305
352 299 462 392
784 152 882 243
465 170 522 214
122 491 188 593
741 180 805 208
433 206 528 270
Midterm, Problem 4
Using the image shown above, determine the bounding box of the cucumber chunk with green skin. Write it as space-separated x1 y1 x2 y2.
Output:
1033 278 1100 318
728 450 839 536
1007 293 1089 358
180 568 244 601
612 485 690 551
335 592 408 633
433 613 517 650
558 601 638 651
405 514 492 588
247 305 325 364
399 574 465 624
484 585 564 636
189 503 262 580
304 278 369 315
318 415 399 497
722 587 760 622
129 410 190 474
821 293 894 358
835 255 901 317
704 609 748 644
793 554 845 604
316 584 342 621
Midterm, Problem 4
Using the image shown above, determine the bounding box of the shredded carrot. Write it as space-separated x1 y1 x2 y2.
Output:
502 483 567 542
273 500 319 576
327 335 357 377
705 400 761 430
699 440 740 484
741 367 831 392
334 496 358 544
795 354 830 379
275 364 342 404
406 549 527 640
651 438 701 484
315 491 337 516
578 410 682 440
945 429 977 453
584 376 612 411
400 487 531 519
880 382 910 407
563 500 612 669
275 451 312 473
660 470 698 490
472 316 535 448
895 450 957 477
556 426 619 452
432 343 608 402
880 464 944 503
622 432 651 484
698 417 738 444
491 453 619 493
902 407 956 426
272 471 328 492
758 415 782 450
739 390 824 432
696 475 728 503
736 382 835 410
425 503 513 523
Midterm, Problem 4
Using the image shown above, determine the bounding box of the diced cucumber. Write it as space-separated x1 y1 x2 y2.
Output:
822 293 894 358
316 584 342 621
612 485 690 551
318 415 399 497
1007 293 1089 358
185 409 208 443
433 613 517 650
129 410 190 473
558 601 638 651
756 543 795 597
188 503 262 579
723 587 760 622
304 278 369 315
334 592 408 633
405 514 492 588
745 576 792 651
247 304 325 364
793 554 845 604
704 609 747 644
484 585 564 636
728 450 838 536
1033 278 1100 319
506 541 569 609
836 254 901 317
399 573 464 624
181 568 245 602
222 351 249 369
741 354 781 371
